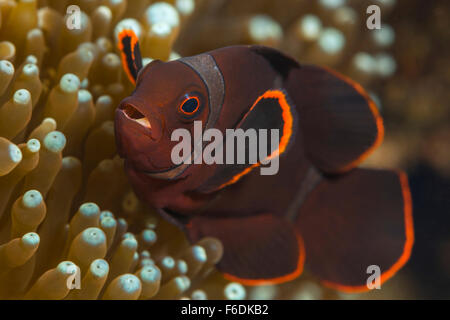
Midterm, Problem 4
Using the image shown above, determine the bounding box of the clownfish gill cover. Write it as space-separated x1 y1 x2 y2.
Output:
0 0 448 303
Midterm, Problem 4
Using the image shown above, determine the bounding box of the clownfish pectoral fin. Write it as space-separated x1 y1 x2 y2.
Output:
198 89 296 193
285 65 384 174
118 29 143 85
185 213 305 285
296 168 414 292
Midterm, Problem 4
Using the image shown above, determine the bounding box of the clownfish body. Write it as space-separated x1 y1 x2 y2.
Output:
115 30 414 292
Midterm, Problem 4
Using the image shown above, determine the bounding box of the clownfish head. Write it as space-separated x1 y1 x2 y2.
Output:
115 58 211 176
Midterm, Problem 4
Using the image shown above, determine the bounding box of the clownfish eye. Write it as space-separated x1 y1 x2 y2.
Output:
178 95 200 116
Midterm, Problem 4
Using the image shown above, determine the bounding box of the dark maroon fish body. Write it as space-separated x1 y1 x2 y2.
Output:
115 30 414 291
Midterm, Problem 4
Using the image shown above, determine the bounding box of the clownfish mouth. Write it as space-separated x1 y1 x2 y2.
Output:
121 104 152 130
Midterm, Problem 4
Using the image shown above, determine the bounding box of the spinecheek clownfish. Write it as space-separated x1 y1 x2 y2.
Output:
115 29 414 292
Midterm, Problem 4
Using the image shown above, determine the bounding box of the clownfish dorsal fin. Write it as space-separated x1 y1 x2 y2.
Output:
250 46 301 79
285 65 384 173
117 29 143 85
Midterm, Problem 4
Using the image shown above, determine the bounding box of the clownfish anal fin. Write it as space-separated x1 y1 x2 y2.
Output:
286 65 384 173
185 213 305 285
296 168 414 292
198 89 295 193
250 46 300 79
118 29 143 85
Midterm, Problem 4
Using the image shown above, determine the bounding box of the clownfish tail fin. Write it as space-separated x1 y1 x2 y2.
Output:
295 168 414 292
117 29 143 85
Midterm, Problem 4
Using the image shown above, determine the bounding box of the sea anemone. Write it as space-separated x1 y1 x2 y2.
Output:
0 0 239 300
